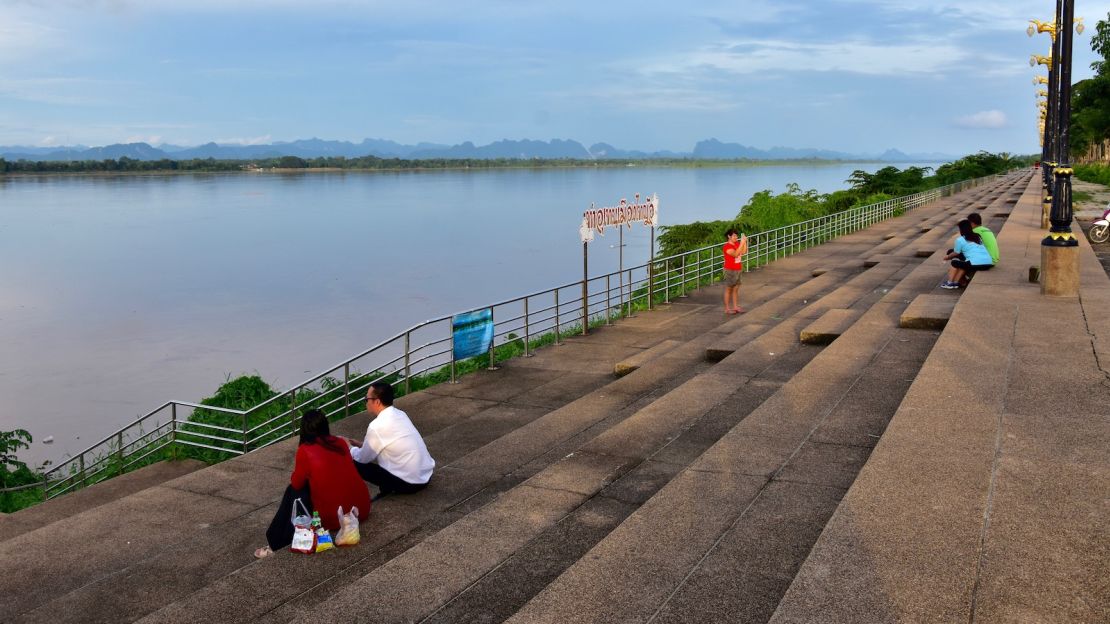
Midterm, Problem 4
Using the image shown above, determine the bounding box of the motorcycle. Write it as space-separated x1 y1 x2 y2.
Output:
1090 203 1110 244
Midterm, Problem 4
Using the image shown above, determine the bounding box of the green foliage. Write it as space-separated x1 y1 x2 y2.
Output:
1072 13 1110 156
0 429 42 513
1075 163 1110 186
1072 74 1110 155
737 184 826 231
1091 11 1110 75
846 166 932 196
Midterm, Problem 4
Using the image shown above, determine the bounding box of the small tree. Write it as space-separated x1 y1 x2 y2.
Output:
0 429 36 511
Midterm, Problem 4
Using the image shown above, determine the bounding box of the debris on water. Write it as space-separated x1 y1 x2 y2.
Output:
42 435 54 444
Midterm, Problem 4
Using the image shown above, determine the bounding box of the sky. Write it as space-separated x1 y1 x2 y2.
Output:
1 0 1108 155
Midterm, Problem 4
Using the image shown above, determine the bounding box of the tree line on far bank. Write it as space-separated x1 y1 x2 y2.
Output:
0 155 892 174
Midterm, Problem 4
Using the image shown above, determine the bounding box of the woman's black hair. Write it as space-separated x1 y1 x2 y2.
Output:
299 409 345 454
957 219 982 245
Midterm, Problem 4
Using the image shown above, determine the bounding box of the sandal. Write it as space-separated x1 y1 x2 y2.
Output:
732 307 746 314
254 546 273 559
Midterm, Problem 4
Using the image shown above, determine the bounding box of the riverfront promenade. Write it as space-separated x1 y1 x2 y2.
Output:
0 170 1105 623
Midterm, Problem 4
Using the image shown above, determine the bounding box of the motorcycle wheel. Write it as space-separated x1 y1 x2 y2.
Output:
1090 223 1110 244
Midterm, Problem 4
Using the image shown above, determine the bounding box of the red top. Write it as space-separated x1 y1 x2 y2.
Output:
290 437 371 531
723 241 743 271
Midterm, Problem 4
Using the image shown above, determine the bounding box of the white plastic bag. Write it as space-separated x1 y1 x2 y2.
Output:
290 498 316 554
335 505 360 547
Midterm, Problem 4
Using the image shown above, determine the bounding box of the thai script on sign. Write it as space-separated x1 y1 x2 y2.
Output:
579 193 659 243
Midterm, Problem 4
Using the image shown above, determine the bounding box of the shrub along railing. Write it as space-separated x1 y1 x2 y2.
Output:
10 171 1014 502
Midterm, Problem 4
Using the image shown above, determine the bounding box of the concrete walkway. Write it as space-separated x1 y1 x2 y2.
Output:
770 174 1110 623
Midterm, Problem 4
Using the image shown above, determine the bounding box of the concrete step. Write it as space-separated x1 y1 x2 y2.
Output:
614 339 682 376
769 172 1107 623
276 319 831 623
137 261 862 624
504 233 950 624
259 235 942 623
0 459 205 543
58 261 839 623
800 308 859 345
900 293 958 330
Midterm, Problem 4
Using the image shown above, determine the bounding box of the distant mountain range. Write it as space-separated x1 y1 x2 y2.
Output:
0 137 958 163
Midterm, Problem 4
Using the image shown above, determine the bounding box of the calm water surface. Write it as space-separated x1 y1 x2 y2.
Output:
0 163 934 465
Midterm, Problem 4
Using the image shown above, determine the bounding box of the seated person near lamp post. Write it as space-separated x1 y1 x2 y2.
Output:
349 381 435 498
967 212 999 265
941 219 994 289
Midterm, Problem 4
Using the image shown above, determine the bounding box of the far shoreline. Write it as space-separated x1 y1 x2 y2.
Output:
0 158 947 179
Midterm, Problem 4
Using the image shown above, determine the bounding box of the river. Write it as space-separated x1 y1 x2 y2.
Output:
0 162 937 466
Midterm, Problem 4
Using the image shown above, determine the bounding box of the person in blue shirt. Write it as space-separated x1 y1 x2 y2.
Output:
940 219 994 289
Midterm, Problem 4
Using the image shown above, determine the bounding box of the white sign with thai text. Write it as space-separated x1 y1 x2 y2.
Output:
579 193 659 243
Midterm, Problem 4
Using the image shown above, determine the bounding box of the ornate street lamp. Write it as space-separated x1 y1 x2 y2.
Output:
1030 51 1055 222
1038 0 1085 296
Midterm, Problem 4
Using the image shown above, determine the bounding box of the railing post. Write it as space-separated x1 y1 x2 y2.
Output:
648 226 654 311
488 306 499 369
344 363 351 418
450 335 458 382
680 254 688 298
554 290 561 344
605 275 612 325
290 390 298 438
116 431 124 476
524 297 533 356
242 409 249 454
664 258 670 304
171 402 178 461
79 453 86 488
404 330 411 395
582 242 589 336
625 269 636 317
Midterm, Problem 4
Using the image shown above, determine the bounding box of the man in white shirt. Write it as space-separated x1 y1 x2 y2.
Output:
349 382 435 497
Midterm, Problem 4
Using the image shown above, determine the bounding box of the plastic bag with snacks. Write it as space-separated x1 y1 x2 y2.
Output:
315 527 335 552
335 506 360 547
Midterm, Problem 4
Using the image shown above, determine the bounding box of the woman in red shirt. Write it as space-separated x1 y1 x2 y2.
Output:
255 409 371 558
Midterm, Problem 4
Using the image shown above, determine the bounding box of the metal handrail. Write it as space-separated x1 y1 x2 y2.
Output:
6 171 1020 500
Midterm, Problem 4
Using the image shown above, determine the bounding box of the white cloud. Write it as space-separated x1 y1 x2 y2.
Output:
213 135 272 146
123 134 163 144
582 86 736 113
632 37 968 78
955 110 1007 129
0 15 63 63
0 77 115 106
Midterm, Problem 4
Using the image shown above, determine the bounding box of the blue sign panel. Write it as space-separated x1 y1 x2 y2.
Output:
452 309 494 360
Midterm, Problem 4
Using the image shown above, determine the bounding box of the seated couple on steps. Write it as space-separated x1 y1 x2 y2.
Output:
941 213 998 290
254 382 435 558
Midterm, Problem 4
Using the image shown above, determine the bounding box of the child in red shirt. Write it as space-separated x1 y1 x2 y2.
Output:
722 228 748 314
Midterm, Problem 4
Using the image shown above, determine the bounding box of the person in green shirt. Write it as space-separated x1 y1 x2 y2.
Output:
967 213 999 265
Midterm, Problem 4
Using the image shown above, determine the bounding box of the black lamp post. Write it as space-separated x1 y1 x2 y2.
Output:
1044 0 1079 248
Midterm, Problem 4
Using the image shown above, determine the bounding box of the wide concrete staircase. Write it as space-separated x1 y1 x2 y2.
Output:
0 172 1037 623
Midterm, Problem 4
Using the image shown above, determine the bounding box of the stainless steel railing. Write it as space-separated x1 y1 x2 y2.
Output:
9 171 1016 501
